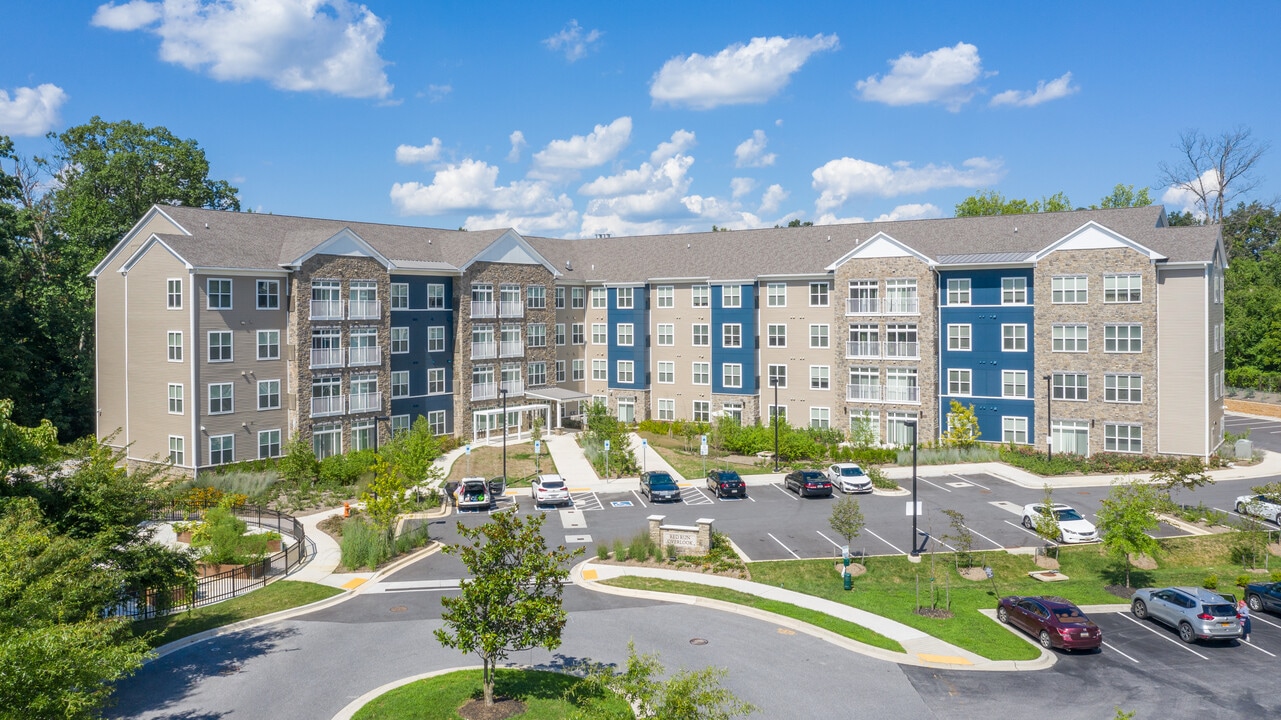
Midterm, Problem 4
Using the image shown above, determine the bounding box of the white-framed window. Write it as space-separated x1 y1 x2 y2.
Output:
1104 274 1142 303
810 324 830 348
722 285 741 308
947 324 970 351
810 281 829 307
617 360 634 384
168 331 183 362
592 359 607 381
167 383 183 414
1001 277 1027 305
1052 372 1088 401
1052 275 1087 304
1003 416 1029 444
257 379 280 410
692 401 711 422
722 402 743 424
767 364 787 389
571 286 586 309
1002 370 1027 398
1215 323 1223 352
428 410 447 435
571 359 584 381
947 278 971 305
527 285 546 309
1105 423 1143 453
767 323 786 347
657 398 675 421
768 404 787 423
428 326 445 352
723 363 742 389
656 285 673 308
886 412 918 446
850 409 878 442
810 407 831 429
571 323 585 345
556 360 566 383
391 327 409 354
313 422 341 460
766 282 787 307
1002 324 1027 352
391 283 409 309
1105 374 1142 403
885 278 918 314
692 362 710 385
657 361 675 384
529 361 548 386
591 286 607 308
169 435 185 466
591 323 607 345
528 323 547 348
692 323 710 346
207 278 232 309
948 369 972 396
691 285 710 307
1214 371 1222 399
656 323 674 346
258 429 281 459
167 279 182 309
256 330 279 360
616 287 634 309
427 283 446 309
555 323 566 346
209 383 233 414
428 368 446 394
391 371 410 398
351 420 375 453
1053 324 1088 353
1104 324 1142 353
723 323 742 348
256 279 279 310
391 415 411 435
209 434 234 466
208 331 232 362
555 286 566 309
810 365 830 390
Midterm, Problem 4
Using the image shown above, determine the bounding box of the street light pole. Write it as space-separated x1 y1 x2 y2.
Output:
371 414 390 454
772 378 780 473
500 388 509 482
1043 374 1052 460
905 420 918 556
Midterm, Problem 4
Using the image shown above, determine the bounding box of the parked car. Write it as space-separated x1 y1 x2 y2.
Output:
1131 586 1242 643
706 469 747 498
826 463 873 493
1020 503 1099 543
997 596 1102 651
1245 581 1281 614
455 477 493 510
1235 494 1281 525
640 471 682 502
531 474 571 507
784 469 833 498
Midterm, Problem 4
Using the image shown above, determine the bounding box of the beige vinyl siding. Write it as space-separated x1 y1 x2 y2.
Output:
123 247 193 463
758 279 837 426
1157 266 1208 455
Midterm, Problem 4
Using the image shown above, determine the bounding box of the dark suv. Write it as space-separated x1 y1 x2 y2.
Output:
707 470 747 498
784 469 833 498
640 471 682 503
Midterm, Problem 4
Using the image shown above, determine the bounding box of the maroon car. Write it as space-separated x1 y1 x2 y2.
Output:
997 596 1102 651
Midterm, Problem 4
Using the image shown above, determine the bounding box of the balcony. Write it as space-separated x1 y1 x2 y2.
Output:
500 340 523 358
471 342 497 360
310 347 344 368
845 384 920 404
884 384 921 403
846 341 881 359
348 299 380 320
471 300 496 318
310 300 343 320
846 384 882 402
349 392 382 414
499 301 523 318
348 345 381 366
311 394 344 418
846 297 879 315
884 341 919 359
501 380 524 397
884 297 920 315
471 382 498 401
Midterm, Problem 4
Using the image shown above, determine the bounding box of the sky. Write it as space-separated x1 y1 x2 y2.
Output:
2 1 1279 239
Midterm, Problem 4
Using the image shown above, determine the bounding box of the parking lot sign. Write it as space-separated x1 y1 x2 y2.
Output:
905 501 922 516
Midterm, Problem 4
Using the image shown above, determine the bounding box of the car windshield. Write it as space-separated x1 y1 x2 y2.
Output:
802 471 825 480
648 474 677 489
839 467 865 477
1053 608 1086 621
1054 509 1084 522
718 473 741 483
1205 603 1237 617
540 480 564 489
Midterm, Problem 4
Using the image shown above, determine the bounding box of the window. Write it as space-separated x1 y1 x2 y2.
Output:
167 279 182 309
1003 417 1028 444
428 368 446 394
692 401 710 422
617 360 633 384
1002 324 1027 352
1105 424 1143 453
1052 275 1087 304
428 326 445 352
255 330 279 360
591 323 607 345
168 331 183 361
722 323 741 348
947 324 971 351
848 324 879 357
769 405 787 423
555 323 566 346
1104 274 1142 303
810 324 830 348
616 287 634 309
571 323 585 345
657 361 675 384
810 365 830 390
500 284 521 314
1002 370 1027 398
209 383 233 414
1105 374 1142 403
391 283 409 309
657 323 674 346
571 287 586 309
427 283 446 309
1053 324 1088 353
528 323 547 348
767 282 787 307
168 384 183 414
723 363 742 388
207 278 232 309
692 323 709 346
1105 324 1142 353
555 286 565 309
527 285 546 309
1002 277 1027 305
810 407 831 429
312 423 341 460
208 331 232 362
258 429 281 459
591 287 607 308
529 362 548 386
556 360 566 383
885 324 917 358
885 367 918 403
947 278 971 305
692 362 710 385
885 278 918 313
391 371 410 398
169 436 185 465
428 410 447 435
767 324 786 347
592 359 607 381
850 410 878 443
572 359 584 381
500 324 521 354
257 379 280 410
849 367 879 400
1052 372 1088 401
886 412 918 446
848 279 878 313
810 282 829 307
691 285 710 307
256 279 279 309
723 402 743 424
209 435 234 466
656 285 674 308
767 364 787 389
474 365 495 398
615 323 633 346
722 285 741 308
948 369 972 396
391 415 410 436
391 327 409 354
657 398 675 421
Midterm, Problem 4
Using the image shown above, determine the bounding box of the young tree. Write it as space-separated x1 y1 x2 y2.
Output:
849 413 877 449
360 456 409 542
569 642 756 720
943 400 981 448
941 509 974 569
1151 457 1212 508
1032 484 1062 558
531 414 545 472
382 415 444 490
1096 482 1163 587
1158 126 1269 225
436 511 583 705
277 437 319 486
828 496 865 554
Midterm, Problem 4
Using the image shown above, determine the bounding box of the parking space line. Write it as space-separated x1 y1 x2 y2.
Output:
863 527 906 555
919 478 952 492
1101 641 1140 664
772 483 799 501
1214 507 1281 529
767 533 801 559
681 486 715 506
1114 613 1209 659
962 523 1006 550
1248 614 1281 630
951 474 990 491
815 530 844 549
929 536 957 552
1003 519 1059 546
630 490 647 508
1242 639 1277 657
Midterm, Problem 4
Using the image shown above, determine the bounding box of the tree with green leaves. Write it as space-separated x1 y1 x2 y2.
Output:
584 401 638 477
1091 184 1153 209
568 642 756 720
1032 484 1062 558
941 509 974 569
360 455 410 541
943 400 980 448
1151 457 1213 508
381 415 444 489
954 189 1071 217
277 436 319 487
1096 482 1163 587
436 511 583 706
828 495 865 554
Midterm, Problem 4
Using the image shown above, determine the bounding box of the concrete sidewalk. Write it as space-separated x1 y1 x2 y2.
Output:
545 431 602 486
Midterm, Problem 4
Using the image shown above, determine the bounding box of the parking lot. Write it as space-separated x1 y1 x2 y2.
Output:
1225 411 1281 455
1079 608 1281 667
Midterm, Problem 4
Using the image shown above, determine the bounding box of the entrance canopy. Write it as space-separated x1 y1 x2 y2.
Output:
525 387 592 429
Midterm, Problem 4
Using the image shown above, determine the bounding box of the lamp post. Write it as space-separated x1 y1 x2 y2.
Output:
499 388 509 482
371 414 391 454
772 378 780 473
1043 374 1052 460
905 419 919 556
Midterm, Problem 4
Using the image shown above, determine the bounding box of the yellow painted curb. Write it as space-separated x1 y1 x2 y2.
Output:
581 569 598 580
341 578 368 590
916 653 973 665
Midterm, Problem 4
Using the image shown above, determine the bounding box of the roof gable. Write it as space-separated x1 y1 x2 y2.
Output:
825 231 935 271
461 229 561 276
1032 221 1166 262
118 234 194 274
283 227 392 269
89 205 190 278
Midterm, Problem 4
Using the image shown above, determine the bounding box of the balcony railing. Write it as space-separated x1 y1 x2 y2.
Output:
846 297 879 315
499 301 523 318
471 382 497 401
846 341 881 358
471 301 496 318
310 300 343 320
846 384 882 402
348 299 380 320
311 394 344 418
501 380 524 397
348 345 381 366
884 384 921 403
310 347 343 368
500 340 523 358
884 341 919 359
348 392 382 414
884 297 920 314
845 384 921 403
471 342 497 360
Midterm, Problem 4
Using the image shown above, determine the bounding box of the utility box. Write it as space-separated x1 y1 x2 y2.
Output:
1235 439 1253 460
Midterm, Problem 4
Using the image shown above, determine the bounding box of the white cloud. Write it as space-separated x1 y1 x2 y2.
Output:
814 203 944 226
543 19 603 62
463 208 580 235
812 156 1003 210
531 117 632 177
507 130 527 163
394 138 443 165
856 42 983 111
734 129 776 168
990 72 1078 107
730 177 756 198
426 84 452 102
1161 168 1220 218
0 83 68 136
390 159 572 220
91 0 392 99
758 184 788 214
580 154 695 218
650 34 839 110
650 129 696 164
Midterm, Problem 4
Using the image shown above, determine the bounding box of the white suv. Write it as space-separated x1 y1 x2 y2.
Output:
1021 503 1098 543
531 474 571 507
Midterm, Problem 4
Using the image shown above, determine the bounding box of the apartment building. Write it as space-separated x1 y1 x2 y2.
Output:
93 204 1224 475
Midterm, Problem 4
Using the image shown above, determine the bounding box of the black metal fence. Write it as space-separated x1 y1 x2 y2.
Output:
120 505 308 621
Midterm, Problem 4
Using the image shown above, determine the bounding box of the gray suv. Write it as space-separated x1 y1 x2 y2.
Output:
1131 586 1242 643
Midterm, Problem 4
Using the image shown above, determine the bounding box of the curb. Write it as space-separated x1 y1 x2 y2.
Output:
331 666 480 720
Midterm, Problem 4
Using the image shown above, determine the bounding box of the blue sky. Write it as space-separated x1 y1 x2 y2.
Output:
3 1 1279 238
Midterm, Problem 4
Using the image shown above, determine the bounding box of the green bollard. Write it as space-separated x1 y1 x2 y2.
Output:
843 572 853 591
843 555 851 568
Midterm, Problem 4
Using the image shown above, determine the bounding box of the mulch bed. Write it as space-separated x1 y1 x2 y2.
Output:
915 607 954 619
458 697 527 720
1105 585 1136 600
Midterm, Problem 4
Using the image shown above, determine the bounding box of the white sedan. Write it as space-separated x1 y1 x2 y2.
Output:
1021 503 1099 543
826 463 873 493
531 474 572 507
1236 494 1281 525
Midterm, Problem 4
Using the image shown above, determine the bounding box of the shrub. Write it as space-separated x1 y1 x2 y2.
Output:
897 445 1000 465
1271 570 1281 583
865 466 897 490
612 538 626 562
1202 574 1218 590
338 517 431 571
596 545 610 561
191 506 268 565
627 531 655 562
1237 574 1252 589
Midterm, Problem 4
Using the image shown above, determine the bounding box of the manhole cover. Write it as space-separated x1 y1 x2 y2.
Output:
389 605 408 613
689 638 708 646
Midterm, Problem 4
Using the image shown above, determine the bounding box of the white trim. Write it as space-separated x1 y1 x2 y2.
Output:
90 206 189 278
206 277 233 311
118 234 195 275
207 382 234 415
207 330 233 363
168 434 187 467
825 231 935 270
282 227 394 269
189 268 198 475
166 277 184 310
1031 221 1167 262
459 229 561 277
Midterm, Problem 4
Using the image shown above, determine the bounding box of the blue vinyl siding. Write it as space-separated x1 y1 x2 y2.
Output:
389 274 454 431
713 284 756 394
608 286 648 389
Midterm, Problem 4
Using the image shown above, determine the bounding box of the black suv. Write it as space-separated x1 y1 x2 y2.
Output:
707 469 747 498
784 469 833 498
640 471 682 502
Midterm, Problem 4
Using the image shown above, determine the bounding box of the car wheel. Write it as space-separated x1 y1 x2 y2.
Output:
1237 502 1248 514
997 606 1009 624
1249 594 1263 612
1131 599 1148 619
1038 630 1053 649
1275 512 1281 527
1021 516 1033 529
1178 622 1196 644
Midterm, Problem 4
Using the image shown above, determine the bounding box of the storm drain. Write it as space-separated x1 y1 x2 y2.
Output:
689 638 708 646
389 605 408 613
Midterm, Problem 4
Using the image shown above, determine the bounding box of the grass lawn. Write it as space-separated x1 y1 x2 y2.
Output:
132 580 343 648
352 668 632 719
637 431 774 480
601 576 904 653
446 445 557 486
